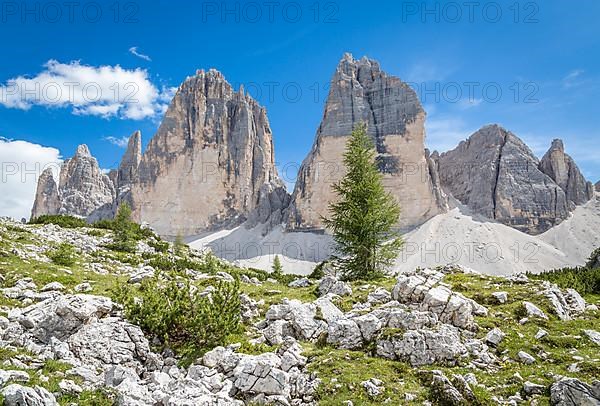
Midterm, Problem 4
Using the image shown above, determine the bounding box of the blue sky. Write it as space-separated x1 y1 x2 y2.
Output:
0 0 599 217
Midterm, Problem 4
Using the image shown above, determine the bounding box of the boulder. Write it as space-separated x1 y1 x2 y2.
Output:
517 351 536 365
376 324 468 366
367 288 391 304
327 318 363 350
492 291 508 304
523 381 545 396
485 328 505 347
1 384 58 406
361 378 384 397
353 313 383 342
0 370 30 387
67 317 157 372
318 276 352 297
584 330 600 346
13 294 113 343
523 301 548 320
550 378 600 405
288 278 312 288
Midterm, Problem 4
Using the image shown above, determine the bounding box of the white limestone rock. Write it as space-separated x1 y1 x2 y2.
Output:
550 378 600 406
318 276 352 297
485 328 506 347
376 324 468 366
1 384 58 406
13 294 113 343
523 301 548 320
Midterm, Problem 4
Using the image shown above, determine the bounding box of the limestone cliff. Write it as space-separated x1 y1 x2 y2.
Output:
539 139 594 207
131 69 286 236
287 53 448 232
30 168 61 219
437 125 570 234
58 145 116 221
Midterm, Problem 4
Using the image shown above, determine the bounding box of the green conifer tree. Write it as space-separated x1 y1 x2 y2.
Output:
272 255 284 278
322 123 403 280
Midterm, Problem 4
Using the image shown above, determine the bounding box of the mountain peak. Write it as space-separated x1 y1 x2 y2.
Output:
75 144 91 157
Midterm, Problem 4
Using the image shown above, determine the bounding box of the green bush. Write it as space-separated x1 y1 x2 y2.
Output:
148 239 170 254
113 273 241 363
95 203 157 250
47 243 78 266
30 215 87 228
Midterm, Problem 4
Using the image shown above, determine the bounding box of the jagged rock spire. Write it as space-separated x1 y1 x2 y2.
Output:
131 68 286 236
287 53 448 232
539 139 594 206
118 130 142 187
31 168 61 219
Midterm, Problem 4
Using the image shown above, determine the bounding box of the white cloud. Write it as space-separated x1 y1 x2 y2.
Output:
0 60 171 119
0 138 62 220
562 69 584 89
129 46 152 62
104 135 130 148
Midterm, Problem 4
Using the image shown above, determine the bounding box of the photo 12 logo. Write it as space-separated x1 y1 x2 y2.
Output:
0 1 140 24
201 1 339 23
401 1 540 24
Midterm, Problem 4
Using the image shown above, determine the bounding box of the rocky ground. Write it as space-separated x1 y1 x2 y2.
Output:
0 219 599 405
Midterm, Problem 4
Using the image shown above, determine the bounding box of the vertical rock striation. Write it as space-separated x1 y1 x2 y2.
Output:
58 145 116 221
539 139 594 207
287 53 448 232
131 69 286 236
31 168 61 219
437 125 570 234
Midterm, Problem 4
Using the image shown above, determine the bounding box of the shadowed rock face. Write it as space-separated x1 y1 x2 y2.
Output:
437 125 570 235
131 69 286 237
596 181 600 192
31 168 61 219
539 139 594 207
117 131 142 190
287 53 448 232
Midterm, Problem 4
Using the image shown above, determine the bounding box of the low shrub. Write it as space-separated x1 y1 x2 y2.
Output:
30 215 87 229
47 243 78 266
113 273 241 363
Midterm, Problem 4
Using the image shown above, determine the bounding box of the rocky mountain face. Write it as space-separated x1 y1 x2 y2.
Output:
31 56 595 239
539 139 594 207
286 53 448 232
436 125 594 234
131 69 287 237
596 181 600 192
31 145 116 221
108 131 142 208
31 168 61 219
